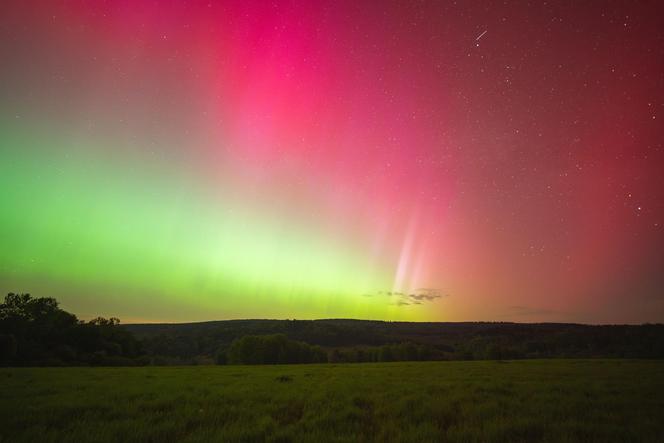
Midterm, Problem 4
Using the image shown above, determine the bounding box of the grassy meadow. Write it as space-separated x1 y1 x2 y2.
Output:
1 360 663 442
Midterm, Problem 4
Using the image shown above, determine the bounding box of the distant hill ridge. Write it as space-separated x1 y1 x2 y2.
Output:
123 319 664 361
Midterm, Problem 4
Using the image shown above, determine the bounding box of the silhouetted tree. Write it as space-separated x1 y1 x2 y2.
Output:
0 293 143 366
226 334 327 365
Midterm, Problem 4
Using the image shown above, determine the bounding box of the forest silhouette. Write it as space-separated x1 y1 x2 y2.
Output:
1 293 663 367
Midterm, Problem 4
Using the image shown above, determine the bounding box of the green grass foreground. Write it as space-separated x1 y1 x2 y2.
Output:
1 360 663 442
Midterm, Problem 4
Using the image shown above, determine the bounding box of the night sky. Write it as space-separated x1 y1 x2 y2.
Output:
1 1 662 323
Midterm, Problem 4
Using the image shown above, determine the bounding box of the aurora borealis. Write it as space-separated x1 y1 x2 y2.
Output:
1 1 663 323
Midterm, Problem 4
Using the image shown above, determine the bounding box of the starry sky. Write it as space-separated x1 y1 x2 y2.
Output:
1 1 663 323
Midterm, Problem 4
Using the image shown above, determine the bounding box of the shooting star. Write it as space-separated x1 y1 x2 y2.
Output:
475 30 488 41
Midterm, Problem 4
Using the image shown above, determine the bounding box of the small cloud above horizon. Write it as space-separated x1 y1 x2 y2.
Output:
367 288 449 307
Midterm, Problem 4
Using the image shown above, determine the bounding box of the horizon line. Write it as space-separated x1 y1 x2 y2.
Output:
118 317 663 327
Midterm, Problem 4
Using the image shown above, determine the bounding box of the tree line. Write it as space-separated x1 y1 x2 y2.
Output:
2 293 664 366
218 334 327 364
134 318 664 365
0 293 144 366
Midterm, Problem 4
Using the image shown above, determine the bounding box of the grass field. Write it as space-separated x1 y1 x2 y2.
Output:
1 360 663 442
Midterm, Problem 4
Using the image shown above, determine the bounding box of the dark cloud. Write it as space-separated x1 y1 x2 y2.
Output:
409 293 441 301
409 288 448 301
371 288 448 307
